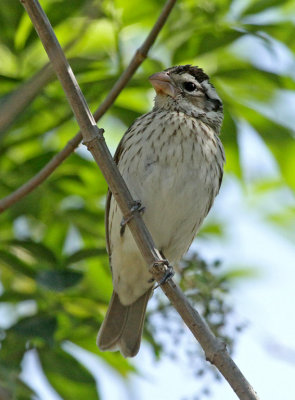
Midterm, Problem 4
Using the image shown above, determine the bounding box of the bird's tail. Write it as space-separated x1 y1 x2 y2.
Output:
97 289 152 357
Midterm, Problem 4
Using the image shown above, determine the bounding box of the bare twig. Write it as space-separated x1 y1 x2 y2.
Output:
0 63 54 137
19 1 259 399
0 0 176 213
0 20 90 137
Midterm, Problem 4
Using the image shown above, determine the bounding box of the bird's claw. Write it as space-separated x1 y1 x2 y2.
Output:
153 261 174 289
120 200 145 236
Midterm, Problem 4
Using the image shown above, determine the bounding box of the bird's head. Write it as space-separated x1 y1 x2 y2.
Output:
149 65 223 133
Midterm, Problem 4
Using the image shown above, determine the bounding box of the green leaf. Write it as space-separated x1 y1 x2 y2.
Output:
11 314 57 343
241 0 284 16
199 223 223 237
14 12 33 50
220 267 260 282
64 248 106 266
37 270 83 291
270 140 295 190
39 348 99 400
198 30 245 56
6 239 58 266
62 209 104 236
0 331 26 370
0 250 35 278
71 334 135 377
222 110 242 177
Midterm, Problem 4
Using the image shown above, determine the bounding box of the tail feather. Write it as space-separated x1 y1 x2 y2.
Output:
97 289 152 357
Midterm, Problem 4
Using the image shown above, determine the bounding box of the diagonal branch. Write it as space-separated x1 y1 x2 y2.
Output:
0 0 176 213
19 1 259 399
0 19 91 137
0 62 54 137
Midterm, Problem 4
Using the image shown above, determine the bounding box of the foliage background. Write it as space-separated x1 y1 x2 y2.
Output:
0 0 294 399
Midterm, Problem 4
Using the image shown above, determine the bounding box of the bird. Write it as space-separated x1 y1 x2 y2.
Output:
97 65 225 357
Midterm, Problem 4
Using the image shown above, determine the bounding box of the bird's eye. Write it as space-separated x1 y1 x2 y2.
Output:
183 82 197 92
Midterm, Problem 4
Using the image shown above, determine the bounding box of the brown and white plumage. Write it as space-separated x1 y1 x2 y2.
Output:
97 65 225 357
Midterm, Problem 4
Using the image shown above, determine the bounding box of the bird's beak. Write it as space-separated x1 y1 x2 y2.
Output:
149 72 176 98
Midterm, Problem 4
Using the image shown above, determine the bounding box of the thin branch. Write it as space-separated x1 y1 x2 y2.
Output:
0 0 176 213
0 63 54 137
0 20 90 137
20 1 259 399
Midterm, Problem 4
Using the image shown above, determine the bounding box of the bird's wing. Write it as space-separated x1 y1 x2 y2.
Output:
104 189 112 258
104 126 132 257
216 136 225 194
105 111 154 258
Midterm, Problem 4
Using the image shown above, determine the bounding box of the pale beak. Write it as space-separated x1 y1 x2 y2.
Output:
149 71 177 98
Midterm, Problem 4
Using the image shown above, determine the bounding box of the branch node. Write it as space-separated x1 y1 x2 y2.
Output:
206 340 227 364
135 48 146 63
82 129 105 150
150 258 172 280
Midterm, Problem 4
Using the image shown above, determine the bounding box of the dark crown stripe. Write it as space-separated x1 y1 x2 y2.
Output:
165 65 209 83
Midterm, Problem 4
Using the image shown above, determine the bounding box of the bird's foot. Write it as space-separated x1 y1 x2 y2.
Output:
120 200 145 236
151 260 175 288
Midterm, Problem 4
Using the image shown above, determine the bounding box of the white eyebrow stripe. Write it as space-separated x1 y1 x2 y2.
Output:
180 73 203 90
202 80 222 101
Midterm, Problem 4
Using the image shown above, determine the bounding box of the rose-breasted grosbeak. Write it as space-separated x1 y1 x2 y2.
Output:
97 65 225 357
